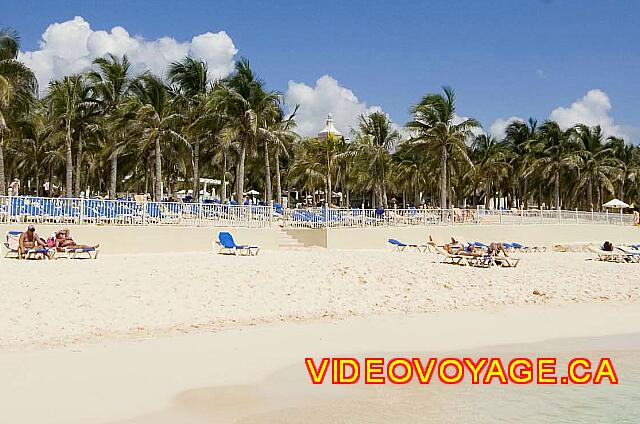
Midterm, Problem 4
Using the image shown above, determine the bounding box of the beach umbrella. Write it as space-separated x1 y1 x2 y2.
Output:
246 189 260 195
602 198 629 209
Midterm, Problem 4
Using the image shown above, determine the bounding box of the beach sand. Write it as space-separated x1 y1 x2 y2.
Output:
1 250 638 349
1 249 639 423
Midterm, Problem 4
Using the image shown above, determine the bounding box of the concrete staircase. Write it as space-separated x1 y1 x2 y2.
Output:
277 228 305 250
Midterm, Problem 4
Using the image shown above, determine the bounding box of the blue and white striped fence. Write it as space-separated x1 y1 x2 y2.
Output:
0 196 634 228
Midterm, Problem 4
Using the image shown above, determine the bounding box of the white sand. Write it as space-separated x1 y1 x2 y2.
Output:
1 250 639 349
1 249 640 423
1 303 640 424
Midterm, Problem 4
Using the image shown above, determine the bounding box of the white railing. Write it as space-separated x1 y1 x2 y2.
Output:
0 196 273 228
0 196 634 228
280 207 634 228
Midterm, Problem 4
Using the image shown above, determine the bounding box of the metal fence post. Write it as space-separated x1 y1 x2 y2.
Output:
7 189 12 223
79 195 85 225
142 201 147 226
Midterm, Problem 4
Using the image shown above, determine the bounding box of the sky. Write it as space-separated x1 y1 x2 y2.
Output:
3 0 640 142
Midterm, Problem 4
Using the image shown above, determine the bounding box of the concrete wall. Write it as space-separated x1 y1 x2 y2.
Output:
2 223 637 254
325 224 640 250
0 224 279 254
283 228 327 247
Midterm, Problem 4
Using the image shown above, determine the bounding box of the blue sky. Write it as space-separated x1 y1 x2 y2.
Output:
4 0 640 141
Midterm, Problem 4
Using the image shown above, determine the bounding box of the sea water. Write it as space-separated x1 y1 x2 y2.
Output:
229 333 640 423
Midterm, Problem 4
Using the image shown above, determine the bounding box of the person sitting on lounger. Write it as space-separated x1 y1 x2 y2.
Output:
18 225 49 259
602 241 613 251
55 229 99 251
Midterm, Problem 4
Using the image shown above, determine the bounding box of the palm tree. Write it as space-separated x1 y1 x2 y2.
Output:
525 121 581 209
471 134 512 208
168 57 210 201
257 105 298 204
504 118 538 207
608 136 636 202
406 87 479 208
127 73 186 201
46 75 94 196
0 27 37 194
574 125 620 210
391 142 427 206
352 111 400 207
11 107 51 195
87 54 133 198
212 59 280 203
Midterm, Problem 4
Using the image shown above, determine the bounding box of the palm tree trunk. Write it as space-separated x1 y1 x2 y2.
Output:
236 142 246 204
35 169 40 197
587 177 593 210
109 135 118 198
221 151 227 201
275 146 282 204
75 135 83 196
264 140 272 203
109 154 118 198
65 124 73 197
440 145 447 208
144 159 149 195
554 169 560 210
0 134 5 195
154 138 162 201
192 139 200 202
523 177 528 209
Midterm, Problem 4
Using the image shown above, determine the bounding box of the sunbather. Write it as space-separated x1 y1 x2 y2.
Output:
55 229 99 251
18 225 50 259
444 237 465 254
488 242 509 256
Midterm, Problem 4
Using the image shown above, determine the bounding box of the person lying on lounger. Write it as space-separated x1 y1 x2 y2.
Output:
55 229 99 251
488 242 509 256
18 225 50 259
444 237 466 254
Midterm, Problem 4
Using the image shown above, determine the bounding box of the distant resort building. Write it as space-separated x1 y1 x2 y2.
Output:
317 113 343 140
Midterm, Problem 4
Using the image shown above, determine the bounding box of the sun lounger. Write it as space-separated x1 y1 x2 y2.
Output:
2 230 22 258
588 246 633 263
62 246 99 259
432 244 468 265
387 239 429 252
614 246 640 263
492 255 521 268
2 231 54 259
215 231 260 256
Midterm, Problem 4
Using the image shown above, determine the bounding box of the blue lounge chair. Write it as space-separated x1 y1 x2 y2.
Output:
2 230 52 259
63 245 99 259
215 231 259 256
387 238 429 252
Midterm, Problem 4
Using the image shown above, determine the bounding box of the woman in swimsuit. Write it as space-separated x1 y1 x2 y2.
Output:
55 229 99 251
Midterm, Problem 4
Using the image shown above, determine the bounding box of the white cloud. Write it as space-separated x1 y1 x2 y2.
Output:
451 114 485 138
489 116 524 140
19 16 238 93
285 75 386 138
549 89 630 140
